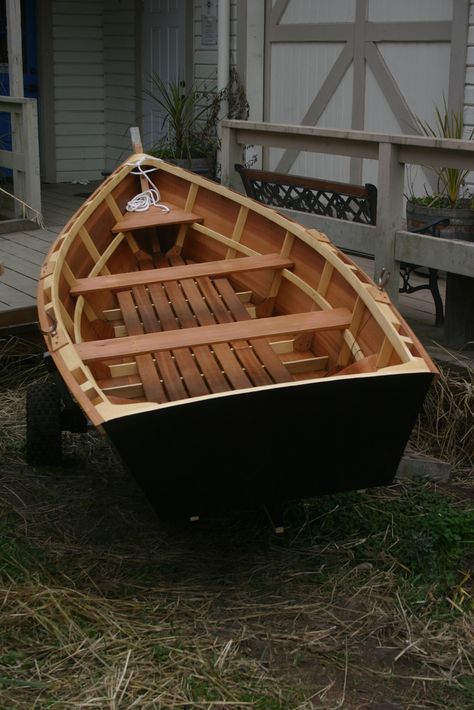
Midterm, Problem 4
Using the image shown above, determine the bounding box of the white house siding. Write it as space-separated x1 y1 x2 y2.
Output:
104 0 137 173
49 1 243 181
193 0 238 86
52 0 106 182
464 0 474 194
51 0 137 182
194 0 217 85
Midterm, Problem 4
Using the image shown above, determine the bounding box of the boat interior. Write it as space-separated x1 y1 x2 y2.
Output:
39 158 431 416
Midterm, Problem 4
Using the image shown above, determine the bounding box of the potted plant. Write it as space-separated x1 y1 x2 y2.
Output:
143 69 248 180
406 99 474 349
143 74 219 177
406 98 474 242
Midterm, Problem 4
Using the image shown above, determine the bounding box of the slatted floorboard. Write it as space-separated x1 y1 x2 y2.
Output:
96 254 299 403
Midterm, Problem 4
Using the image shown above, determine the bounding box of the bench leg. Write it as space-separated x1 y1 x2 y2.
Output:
399 265 444 327
428 269 444 327
444 273 474 349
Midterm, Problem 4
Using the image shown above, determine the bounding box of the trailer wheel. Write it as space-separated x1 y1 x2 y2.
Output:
26 381 63 466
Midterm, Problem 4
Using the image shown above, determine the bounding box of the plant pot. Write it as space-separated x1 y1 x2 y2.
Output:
406 201 474 242
406 200 474 349
168 157 212 178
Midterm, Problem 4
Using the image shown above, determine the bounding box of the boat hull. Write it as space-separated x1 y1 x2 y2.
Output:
34 153 439 518
103 371 434 519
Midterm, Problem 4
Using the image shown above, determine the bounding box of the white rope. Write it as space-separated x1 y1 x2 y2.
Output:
0 186 44 228
125 157 170 214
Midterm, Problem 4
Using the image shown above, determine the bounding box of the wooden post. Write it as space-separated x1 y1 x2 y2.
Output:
22 99 42 216
129 127 149 194
130 126 144 153
6 0 25 217
375 142 404 303
6 0 23 97
220 123 243 190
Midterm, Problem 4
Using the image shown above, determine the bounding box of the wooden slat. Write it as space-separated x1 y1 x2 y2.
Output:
155 281 210 397
160 276 229 395
175 183 200 251
282 354 328 374
175 272 251 391
214 277 293 384
116 291 167 403
198 276 273 387
146 277 207 400
166 255 251 390
76 308 352 363
132 285 189 402
70 253 294 296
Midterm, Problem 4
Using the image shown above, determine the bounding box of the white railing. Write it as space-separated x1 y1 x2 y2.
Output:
0 96 41 225
220 120 474 304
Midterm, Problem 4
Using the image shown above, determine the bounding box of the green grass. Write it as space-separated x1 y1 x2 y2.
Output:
287 484 473 587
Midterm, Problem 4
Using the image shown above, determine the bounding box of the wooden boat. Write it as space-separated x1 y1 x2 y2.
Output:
34 148 438 520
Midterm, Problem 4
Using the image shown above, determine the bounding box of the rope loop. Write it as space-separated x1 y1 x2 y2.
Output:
125 157 171 214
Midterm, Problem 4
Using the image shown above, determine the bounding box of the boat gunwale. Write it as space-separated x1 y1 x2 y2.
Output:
36 153 437 426
93 359 434 422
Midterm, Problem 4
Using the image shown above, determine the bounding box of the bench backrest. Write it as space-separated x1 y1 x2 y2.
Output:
235 164 377 225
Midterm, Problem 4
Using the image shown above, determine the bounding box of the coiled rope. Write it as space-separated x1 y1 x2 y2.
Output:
125 158 171 214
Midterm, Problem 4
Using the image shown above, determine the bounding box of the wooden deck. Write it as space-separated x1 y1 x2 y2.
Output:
0 180 444 334
0 181 101 326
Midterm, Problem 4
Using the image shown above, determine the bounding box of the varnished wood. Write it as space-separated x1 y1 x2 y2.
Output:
76 308 352 363
31 149 440 518
36 153 437 437
213 277 293 384
70 253 294 297
116 290 167 403
147 257 233 394
112 203 203 233
336 353 378 376
131 284 192 401
197 274 273 387
172 268 252 390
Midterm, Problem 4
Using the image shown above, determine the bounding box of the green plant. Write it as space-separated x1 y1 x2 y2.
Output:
144 74 221 161
144 68 249 175
410 97 474 209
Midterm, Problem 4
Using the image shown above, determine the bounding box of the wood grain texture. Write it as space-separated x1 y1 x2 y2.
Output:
76 308 352 363
111 204 203 233
70 254 294 296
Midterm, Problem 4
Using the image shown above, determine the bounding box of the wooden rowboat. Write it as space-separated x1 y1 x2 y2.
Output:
33 150 438 519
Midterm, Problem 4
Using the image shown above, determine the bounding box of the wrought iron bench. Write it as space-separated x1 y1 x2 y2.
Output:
234 164 446 326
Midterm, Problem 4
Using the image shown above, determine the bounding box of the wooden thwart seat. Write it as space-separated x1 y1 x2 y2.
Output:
70 253 294 297
111 203 202 233
76 308 352 363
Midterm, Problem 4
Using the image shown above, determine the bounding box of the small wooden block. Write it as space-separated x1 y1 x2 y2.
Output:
396 451 451 482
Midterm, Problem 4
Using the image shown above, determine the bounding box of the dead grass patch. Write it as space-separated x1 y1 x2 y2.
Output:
0 340 472 708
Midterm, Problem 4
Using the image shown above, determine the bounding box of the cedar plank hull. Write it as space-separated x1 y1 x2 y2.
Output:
35 153 439 519
103 371 434 519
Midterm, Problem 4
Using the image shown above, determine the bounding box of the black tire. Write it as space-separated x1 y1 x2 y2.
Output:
26 381 63 466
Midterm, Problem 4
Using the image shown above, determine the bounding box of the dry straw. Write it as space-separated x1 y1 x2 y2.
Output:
0 338 472 708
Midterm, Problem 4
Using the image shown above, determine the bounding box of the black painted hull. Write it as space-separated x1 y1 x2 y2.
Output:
103 371 434 519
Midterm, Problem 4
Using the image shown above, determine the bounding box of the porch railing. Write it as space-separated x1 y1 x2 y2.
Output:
0 96 41 228
220 119 474 306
